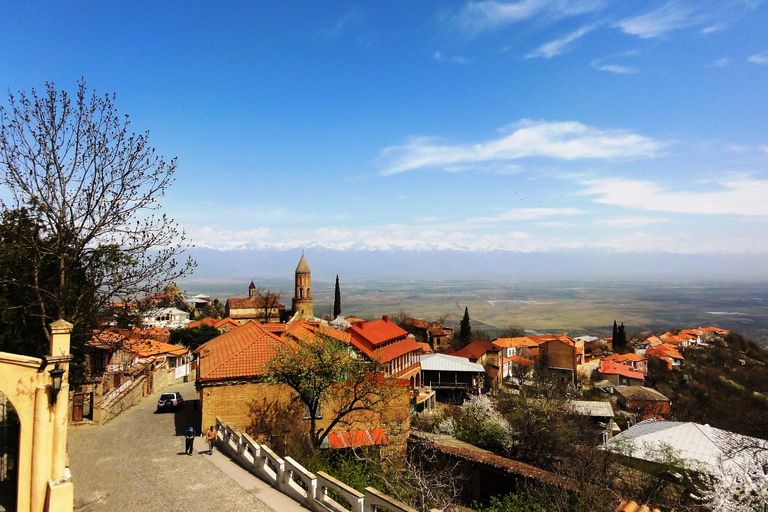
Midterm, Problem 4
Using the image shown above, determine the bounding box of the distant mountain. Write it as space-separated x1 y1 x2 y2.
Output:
182 248 768 283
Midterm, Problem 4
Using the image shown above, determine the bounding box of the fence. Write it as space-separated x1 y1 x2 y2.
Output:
215 418 422 512
105 379 132 403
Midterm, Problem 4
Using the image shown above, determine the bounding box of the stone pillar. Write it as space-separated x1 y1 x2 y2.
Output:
30 385 52 512
49 320 72 481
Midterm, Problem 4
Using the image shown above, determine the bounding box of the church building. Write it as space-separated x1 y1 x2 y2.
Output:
225 253 314 323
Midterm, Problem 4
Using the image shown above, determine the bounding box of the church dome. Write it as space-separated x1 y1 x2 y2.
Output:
296 254 310 273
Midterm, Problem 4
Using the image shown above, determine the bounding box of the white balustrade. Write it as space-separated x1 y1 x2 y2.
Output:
213 418 413 512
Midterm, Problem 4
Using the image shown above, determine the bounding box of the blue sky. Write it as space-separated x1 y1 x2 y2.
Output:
2 1 768 257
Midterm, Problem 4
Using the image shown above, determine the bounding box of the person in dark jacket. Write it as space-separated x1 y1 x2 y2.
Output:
185 427 195 455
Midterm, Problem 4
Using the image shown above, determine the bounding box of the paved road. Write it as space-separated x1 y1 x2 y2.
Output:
68 380 274 512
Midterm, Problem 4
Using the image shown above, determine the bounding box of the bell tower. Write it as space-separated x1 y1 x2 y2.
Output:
292 252 313 319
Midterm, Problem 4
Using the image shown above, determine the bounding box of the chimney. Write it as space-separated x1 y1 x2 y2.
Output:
382 315 389 322
356 321 365 329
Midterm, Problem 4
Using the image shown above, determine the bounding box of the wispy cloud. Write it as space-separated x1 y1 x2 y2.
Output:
467 207 586 223
526 25 595 58
378 120 664 175
713 57 730 68
616 2 699 38
594 216 667 228
582 177 768 216
748 52 768 65
456 0 605 32
324 9 365 39
433 52 470 64
592 63 638 74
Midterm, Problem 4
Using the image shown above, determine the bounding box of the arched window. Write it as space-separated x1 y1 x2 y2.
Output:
300 288 304 298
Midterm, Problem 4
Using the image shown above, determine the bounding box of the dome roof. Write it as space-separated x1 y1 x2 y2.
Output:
295 253 310 273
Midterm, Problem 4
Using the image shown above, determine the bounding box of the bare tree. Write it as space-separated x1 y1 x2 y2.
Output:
252 287 283 323
0 81 194 350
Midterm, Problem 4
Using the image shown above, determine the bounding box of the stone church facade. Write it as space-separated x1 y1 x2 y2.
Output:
225 253 314 323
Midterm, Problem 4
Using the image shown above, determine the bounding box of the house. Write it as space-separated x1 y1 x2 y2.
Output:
597 360 645 387
492 337 538 384
195 319 411 451
538 335 585 385
646 343 685 370
614 386 671 418
348 315 422 389
602 353 648 375
419 353 485 397
603 419 768 478
82 327 191 423
566 400 615 427
450 340 500 369
140 307 191 329
402 317 453 351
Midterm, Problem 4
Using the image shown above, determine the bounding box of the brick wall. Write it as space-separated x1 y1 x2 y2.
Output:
200 381 295 433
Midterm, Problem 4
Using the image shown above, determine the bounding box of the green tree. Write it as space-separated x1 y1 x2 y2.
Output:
333 274 341 318
0 81 194 361
459 307 471 343
613 321 627 352
169 324 220 352
262 332 399 449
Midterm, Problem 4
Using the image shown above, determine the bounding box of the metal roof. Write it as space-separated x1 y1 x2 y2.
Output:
567 400 614 418
420 353 485 373
604 419 768 472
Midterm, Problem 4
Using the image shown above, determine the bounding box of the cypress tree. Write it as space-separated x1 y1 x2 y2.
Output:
615 323 627 352
460 307 471 342
333 274 341 318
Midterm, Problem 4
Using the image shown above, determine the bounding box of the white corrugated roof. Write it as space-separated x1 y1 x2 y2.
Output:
420 353 485 373
604 419 768 472
568 400 614 418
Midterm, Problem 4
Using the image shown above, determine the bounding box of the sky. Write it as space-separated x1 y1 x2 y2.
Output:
2 1 768 262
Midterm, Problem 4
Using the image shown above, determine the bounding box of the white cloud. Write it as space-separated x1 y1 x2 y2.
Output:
467 207 586 223
616 2 698 38
582 177 768 216
526 25 595 58
593 63 638 74
433 52 469 64
748 52 768 65
714 57 730 68
378 120 664 175
594 216 667 228
456 0 605 32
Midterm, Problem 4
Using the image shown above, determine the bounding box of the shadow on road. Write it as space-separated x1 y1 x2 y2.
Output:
174 399 201 436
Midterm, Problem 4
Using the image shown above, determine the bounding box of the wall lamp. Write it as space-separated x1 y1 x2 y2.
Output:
49 363 65 404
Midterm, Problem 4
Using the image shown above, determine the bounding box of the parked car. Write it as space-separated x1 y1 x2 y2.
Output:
157 392 184 412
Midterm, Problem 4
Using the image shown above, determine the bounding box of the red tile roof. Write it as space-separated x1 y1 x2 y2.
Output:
508 355 535 366
349 315 408 347
323 428 388 449
646 343 684 361
493 337 540 349
196 321 282 382
604 353 647 364
599 360 644 380
368 338 423 364
451 340 500 359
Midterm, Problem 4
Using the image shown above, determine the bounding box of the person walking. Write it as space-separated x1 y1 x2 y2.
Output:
185 427 195 455
205 425 216 454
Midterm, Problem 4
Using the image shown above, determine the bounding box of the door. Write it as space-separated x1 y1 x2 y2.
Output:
73 393 84 422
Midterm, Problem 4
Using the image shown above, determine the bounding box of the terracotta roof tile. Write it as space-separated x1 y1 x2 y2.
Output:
599 360 645 380
349 316 408 347
196 321 282 381
323 428 388 449
451 340 499 359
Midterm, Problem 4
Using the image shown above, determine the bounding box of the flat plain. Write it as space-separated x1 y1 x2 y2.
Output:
183 278 768 347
